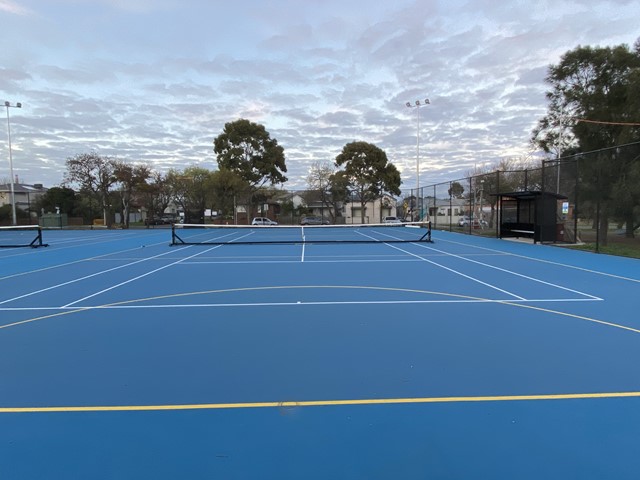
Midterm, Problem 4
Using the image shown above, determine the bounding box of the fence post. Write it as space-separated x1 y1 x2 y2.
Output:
449 182 453 231
595 160 601 253
574 157 579 244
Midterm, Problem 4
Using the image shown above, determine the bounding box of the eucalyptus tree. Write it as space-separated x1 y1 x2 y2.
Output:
209 169 250 221
64 152 117 226
214 119 287 217
532 40 640 241
167 167 212 223
335 141 401 223
214 119 287 188
113 161 151 228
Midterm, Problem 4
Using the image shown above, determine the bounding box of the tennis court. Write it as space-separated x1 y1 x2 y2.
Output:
1 225 639 479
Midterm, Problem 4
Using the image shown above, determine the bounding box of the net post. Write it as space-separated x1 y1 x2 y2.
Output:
418 220 433 243
170 224 180 246
30 226 47 247
0 225 48 248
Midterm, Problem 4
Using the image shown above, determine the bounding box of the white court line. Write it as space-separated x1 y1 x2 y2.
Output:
354 230 527 301
62 245 224 308
0 297 603 312
412 242 602 300
0 236 171 281
81 297 602 308
61 231 259 308
435 235 640 284
180 258 420 265
0 245 191 306
373 229 601 300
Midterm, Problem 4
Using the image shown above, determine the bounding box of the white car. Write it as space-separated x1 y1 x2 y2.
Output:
458 216 487 228
382 216 402 224
251 217 278 225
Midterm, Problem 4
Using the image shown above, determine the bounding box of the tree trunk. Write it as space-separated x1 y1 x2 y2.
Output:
625 215 636 238
599 214 609 247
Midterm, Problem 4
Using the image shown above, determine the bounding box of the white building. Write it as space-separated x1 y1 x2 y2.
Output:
0 182 48 217
344 194 398 224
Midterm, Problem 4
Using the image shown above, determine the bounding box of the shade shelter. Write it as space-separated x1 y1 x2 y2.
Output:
495 191 568 243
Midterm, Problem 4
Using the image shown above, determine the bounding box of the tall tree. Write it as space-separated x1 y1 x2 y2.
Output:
209 169 250 221
214 119 287 188
138 171 172 225
166 167 212 223
35 186 78 216
532 41 640 242
335 141 402 223
113 161 151 228
328 170 350 220
64 152 117 226
307 162 349 223
447 181 465 199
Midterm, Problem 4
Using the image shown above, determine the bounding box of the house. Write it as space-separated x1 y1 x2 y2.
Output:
344 194 398 224
0 181 48 218
296 190 338 223
428 197 467 226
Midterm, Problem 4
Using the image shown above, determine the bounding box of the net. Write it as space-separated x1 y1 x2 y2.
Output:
0 225 48 248
171 221 433 246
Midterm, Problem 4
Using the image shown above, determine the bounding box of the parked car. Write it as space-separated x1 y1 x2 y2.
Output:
458 216 471 226
251 217 278 225
145 215 175 225
301 216 329 225
382 216 402 224
458 216 487 228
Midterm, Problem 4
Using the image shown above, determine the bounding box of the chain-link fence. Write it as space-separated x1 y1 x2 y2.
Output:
409 142 640 254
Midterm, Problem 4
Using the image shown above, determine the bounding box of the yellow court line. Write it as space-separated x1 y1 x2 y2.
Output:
0 308 91 330
498 301 640 335
3 391 640 413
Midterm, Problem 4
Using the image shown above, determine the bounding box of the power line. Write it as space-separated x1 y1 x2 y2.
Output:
577 118 640 126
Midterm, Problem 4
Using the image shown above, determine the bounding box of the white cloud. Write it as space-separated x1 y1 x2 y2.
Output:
0 0 33 15
1 0 638 192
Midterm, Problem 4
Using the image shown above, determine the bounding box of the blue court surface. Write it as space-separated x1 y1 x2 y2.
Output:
1 227 639 479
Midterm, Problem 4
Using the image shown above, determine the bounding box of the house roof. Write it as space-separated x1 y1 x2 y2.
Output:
493 190 568 200
0 183 48 194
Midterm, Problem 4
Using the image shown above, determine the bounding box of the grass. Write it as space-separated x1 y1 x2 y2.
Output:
565 242 640 259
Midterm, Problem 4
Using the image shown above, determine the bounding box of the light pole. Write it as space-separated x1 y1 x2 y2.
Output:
4 101 22 226
405 98 429 220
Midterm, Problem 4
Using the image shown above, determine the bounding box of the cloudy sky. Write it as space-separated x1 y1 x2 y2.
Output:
1 0 638 193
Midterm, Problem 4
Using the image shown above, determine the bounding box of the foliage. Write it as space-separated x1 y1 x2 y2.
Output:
335 141 401 223
64 152 117 226
0 205 29 222
113 161 151 228
532 40 640 242
214 119 287 188
35 186 78 215
166 167 212 223
208 169 250 219
137 171 172 221
305 161 345 222
448 181 465 198
328 170 350 214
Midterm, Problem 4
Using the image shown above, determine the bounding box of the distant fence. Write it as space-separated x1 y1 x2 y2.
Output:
410 142 640 254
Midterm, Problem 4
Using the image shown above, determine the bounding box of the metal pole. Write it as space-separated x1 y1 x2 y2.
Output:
4 101 21 226
416 104 420 199
406 99 429 221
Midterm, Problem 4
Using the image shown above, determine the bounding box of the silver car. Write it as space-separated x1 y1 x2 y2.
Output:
251 217 278 225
